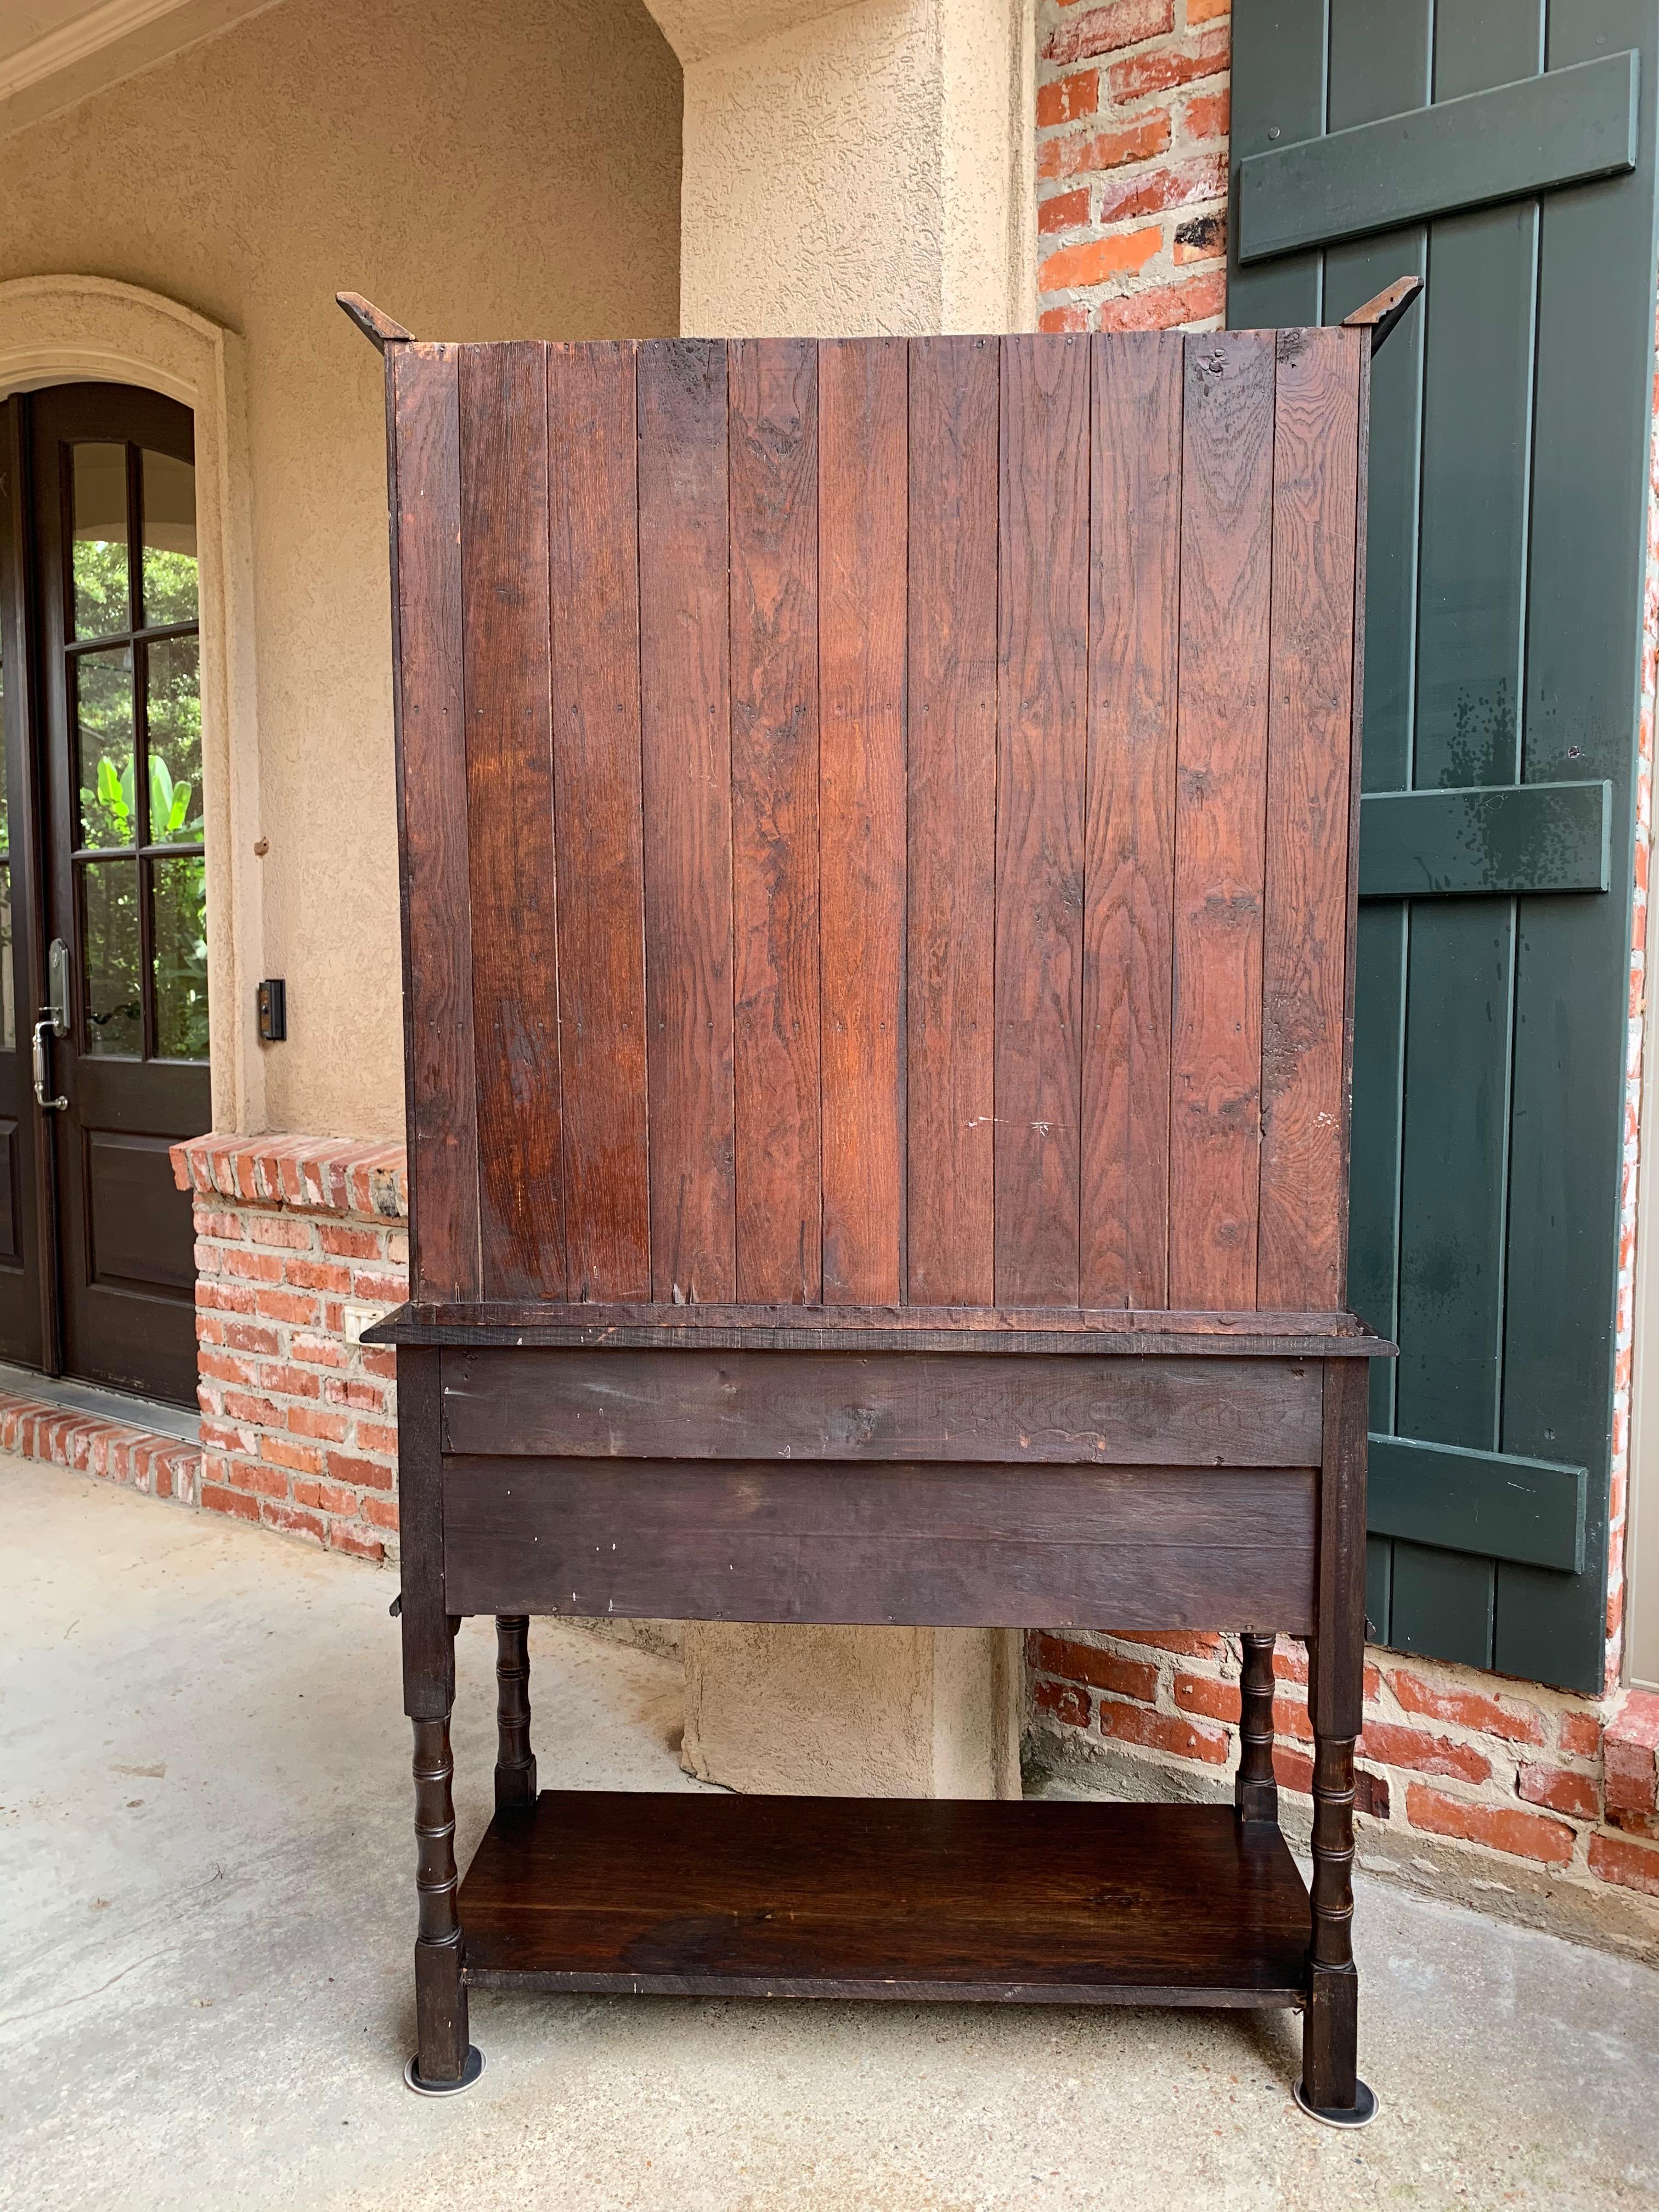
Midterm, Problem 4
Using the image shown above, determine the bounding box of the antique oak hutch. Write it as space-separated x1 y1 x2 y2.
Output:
344 276 1417 2124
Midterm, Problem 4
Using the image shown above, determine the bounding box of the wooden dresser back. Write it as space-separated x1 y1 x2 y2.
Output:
386 328 1368 1315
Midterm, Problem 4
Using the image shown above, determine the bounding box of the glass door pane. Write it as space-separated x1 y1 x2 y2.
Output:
71 443 130 639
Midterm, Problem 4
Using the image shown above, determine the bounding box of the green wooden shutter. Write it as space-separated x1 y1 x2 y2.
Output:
1229 0 1659 1692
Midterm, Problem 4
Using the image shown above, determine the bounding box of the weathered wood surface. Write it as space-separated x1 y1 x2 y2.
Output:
366 1300 1391 1357
388 345 479 1303
442 1457 1318 1629
387 332 1369 1317
439 1347 1324 1464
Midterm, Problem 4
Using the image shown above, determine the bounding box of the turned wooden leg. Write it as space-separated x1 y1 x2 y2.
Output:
494 1615 538 1811
1234 1632 1279 1825
1304 1731 1362 2109
411 1708 470 2083
1299 1358 1376 2126
397 1347 480 2094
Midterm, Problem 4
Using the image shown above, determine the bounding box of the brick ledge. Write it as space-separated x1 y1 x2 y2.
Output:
0 1389 201 1504
172 1132 408 1222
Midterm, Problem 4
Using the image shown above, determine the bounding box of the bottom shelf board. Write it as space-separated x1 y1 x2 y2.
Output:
458 1791 1311 2007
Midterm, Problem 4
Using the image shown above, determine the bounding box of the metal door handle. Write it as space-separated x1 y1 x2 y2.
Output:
32 1018 67 1111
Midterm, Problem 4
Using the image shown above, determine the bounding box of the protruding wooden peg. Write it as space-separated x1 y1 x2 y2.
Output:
336 292 414 352
1340 274 1424 355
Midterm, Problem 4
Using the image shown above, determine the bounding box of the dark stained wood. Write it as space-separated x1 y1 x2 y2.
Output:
817 338 907 1304
459 1795 1312 2005
442 1456 1318 1629
728 337 822 1303
395 1347 453 1721
906 335 998 1305
995 335 1091 1306
1258 328 1362 1309
440 1346 1324 1464
369 1300 1391 1358
1234 1630 1280 1824
411 1710 469 2081
493 1615 536 1812
374 325 1391 2075
397 1345 468 2083
546 342 652 1300
459 342 566 1300
1169 332 1276 1309
1304 1355 1370 2112
637 340 737 1303
1081 333 1183 1310
388 345 481 1302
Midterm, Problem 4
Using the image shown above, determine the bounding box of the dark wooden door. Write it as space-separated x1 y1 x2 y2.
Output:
1229 0 1659 1690
27 386 208 1406
0 408 47 1370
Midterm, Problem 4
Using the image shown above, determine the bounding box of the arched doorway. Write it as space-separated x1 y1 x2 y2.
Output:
0 382 208 1404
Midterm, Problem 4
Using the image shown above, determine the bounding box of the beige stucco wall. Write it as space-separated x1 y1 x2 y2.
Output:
0 0 682 1139
676 0 1034 338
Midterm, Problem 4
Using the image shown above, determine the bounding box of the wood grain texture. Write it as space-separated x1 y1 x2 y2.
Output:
818 339 907 1303
996 336 1091 1305
1081 334 1183 1309
1169 332 1276 1308
439 1346 1325 1464
637 340 737 1303
442 1458 1318 1630
906 335 999 1305
459 342 565 1299
390 345 481 1302
1258 329 1362 1307
376 1302 1390 1357
395 1346 453 1720
458 1795 1312 2004
729 337 822 1303
547 342 651 1299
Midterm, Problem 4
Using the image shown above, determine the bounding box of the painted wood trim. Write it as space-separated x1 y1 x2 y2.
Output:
1239 51 1640 263
1358 782 1611 899
1368 1432 1587 1573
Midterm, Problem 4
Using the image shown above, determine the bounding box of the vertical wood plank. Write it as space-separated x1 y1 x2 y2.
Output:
995 335 1090 1307
459 342 565 1300
637 341 737 1304
1168 331 1275 1309
1081 334 1182 1310
818 339 907 1305
1257 328 1362 1308
548 342 651 1300
729 338 821 1304
906 335 998 1306
389 343 481 1302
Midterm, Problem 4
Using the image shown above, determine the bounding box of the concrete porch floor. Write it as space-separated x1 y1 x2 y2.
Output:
2 1455 1657 2212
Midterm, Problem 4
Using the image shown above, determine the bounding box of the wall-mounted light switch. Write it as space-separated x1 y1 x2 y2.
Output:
256 978 287 1044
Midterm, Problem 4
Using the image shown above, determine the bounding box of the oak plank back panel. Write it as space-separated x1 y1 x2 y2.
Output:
390 330 1368 1317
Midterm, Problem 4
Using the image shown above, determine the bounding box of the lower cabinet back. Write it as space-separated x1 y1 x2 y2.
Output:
441 1457 1318 1631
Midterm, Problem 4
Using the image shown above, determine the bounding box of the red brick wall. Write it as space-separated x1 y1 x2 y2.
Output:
1036 0 1230 336
1029 1630 1659 1915
173 1136 409 1561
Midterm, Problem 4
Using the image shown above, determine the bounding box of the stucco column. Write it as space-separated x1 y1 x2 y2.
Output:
644 0 1034 1798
